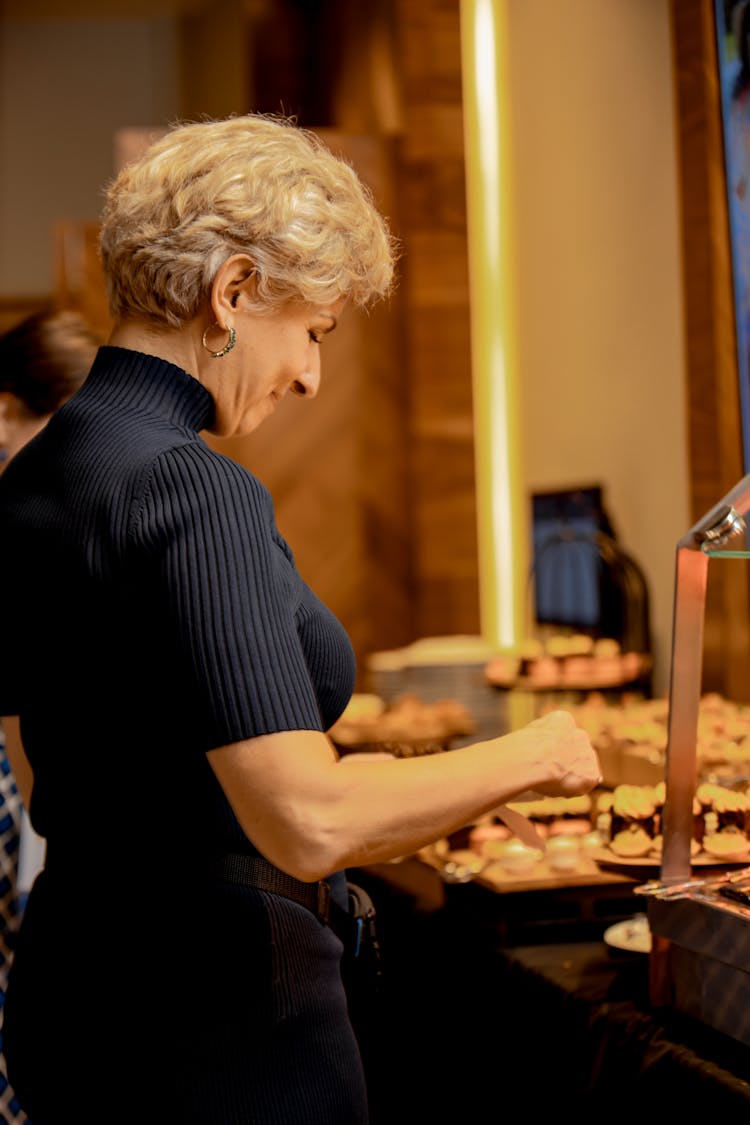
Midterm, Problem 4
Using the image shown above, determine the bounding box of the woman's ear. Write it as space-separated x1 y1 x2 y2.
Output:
209 255 257 325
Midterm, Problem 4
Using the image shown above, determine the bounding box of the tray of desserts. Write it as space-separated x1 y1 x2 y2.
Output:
593 779 750 871
592 847 750 874
418 793 620 889
329 692 476 757
484 633 651 691
419 777 750 888
559 690 750 791
418 839 613 890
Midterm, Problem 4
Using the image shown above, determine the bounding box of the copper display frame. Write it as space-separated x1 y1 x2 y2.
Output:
648 474 750 1037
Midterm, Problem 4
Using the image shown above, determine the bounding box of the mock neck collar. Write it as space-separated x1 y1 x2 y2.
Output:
80 346 215 432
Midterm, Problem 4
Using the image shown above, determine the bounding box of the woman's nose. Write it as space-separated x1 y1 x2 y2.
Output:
291 364 320 399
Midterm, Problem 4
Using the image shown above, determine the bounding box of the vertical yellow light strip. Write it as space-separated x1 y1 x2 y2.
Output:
460 0 526 651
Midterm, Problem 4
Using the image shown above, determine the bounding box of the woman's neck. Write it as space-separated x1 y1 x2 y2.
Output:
107 317 201 379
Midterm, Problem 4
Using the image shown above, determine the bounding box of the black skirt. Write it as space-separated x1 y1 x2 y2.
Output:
4 870 369 1124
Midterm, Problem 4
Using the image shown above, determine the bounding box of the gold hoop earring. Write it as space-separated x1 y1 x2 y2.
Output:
202 323 236 358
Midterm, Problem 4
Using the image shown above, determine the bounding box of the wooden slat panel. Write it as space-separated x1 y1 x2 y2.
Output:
53 221 112 340
670 0 750 698
394 0 480 640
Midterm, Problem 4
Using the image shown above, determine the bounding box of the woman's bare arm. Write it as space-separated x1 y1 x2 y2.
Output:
207 709 601 882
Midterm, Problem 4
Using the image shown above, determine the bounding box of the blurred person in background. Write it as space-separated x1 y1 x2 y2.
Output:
0 305 99 1125
0 115 601 1124
0 308 99 471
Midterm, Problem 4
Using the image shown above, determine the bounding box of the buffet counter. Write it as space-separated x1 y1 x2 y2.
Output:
491 940 750 1111
351 862 750 1120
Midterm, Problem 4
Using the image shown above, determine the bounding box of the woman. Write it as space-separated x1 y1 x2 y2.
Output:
0 114 601 1124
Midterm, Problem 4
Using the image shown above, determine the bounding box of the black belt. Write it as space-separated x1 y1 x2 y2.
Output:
215 853 332 925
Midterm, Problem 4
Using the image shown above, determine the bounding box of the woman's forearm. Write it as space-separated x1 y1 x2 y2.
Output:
319 712 598 872
209 710 601 881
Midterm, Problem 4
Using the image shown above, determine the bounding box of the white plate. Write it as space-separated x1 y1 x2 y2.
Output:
603 915 652 954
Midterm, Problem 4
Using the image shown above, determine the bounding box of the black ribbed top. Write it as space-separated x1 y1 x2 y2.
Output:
0 346 356 868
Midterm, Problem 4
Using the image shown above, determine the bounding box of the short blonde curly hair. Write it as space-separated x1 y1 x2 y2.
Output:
99 114 397 328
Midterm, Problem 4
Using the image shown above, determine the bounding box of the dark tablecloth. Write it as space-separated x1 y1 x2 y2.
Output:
348 865 750 1120
492 941 750 1112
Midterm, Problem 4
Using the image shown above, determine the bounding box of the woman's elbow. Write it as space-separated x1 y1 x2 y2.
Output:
251 812 346 883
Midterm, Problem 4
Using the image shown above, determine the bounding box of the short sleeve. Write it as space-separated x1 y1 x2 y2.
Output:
135 444 325 748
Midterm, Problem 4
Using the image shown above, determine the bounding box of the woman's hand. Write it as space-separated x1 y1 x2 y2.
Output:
518 709 602 797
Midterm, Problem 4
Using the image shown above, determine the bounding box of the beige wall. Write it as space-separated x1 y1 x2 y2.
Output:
505 0 689 695
0 11 180 296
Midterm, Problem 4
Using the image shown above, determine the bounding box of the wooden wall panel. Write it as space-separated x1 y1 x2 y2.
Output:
670 0 750 698
53 221 112 342
392 0 480 641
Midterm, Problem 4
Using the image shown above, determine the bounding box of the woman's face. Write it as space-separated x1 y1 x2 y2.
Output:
202 297 346 438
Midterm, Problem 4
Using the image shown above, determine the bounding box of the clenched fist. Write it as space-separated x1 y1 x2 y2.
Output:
521 709 602 797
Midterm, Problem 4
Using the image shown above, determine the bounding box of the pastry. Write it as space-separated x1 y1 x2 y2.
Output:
609 825 653 858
